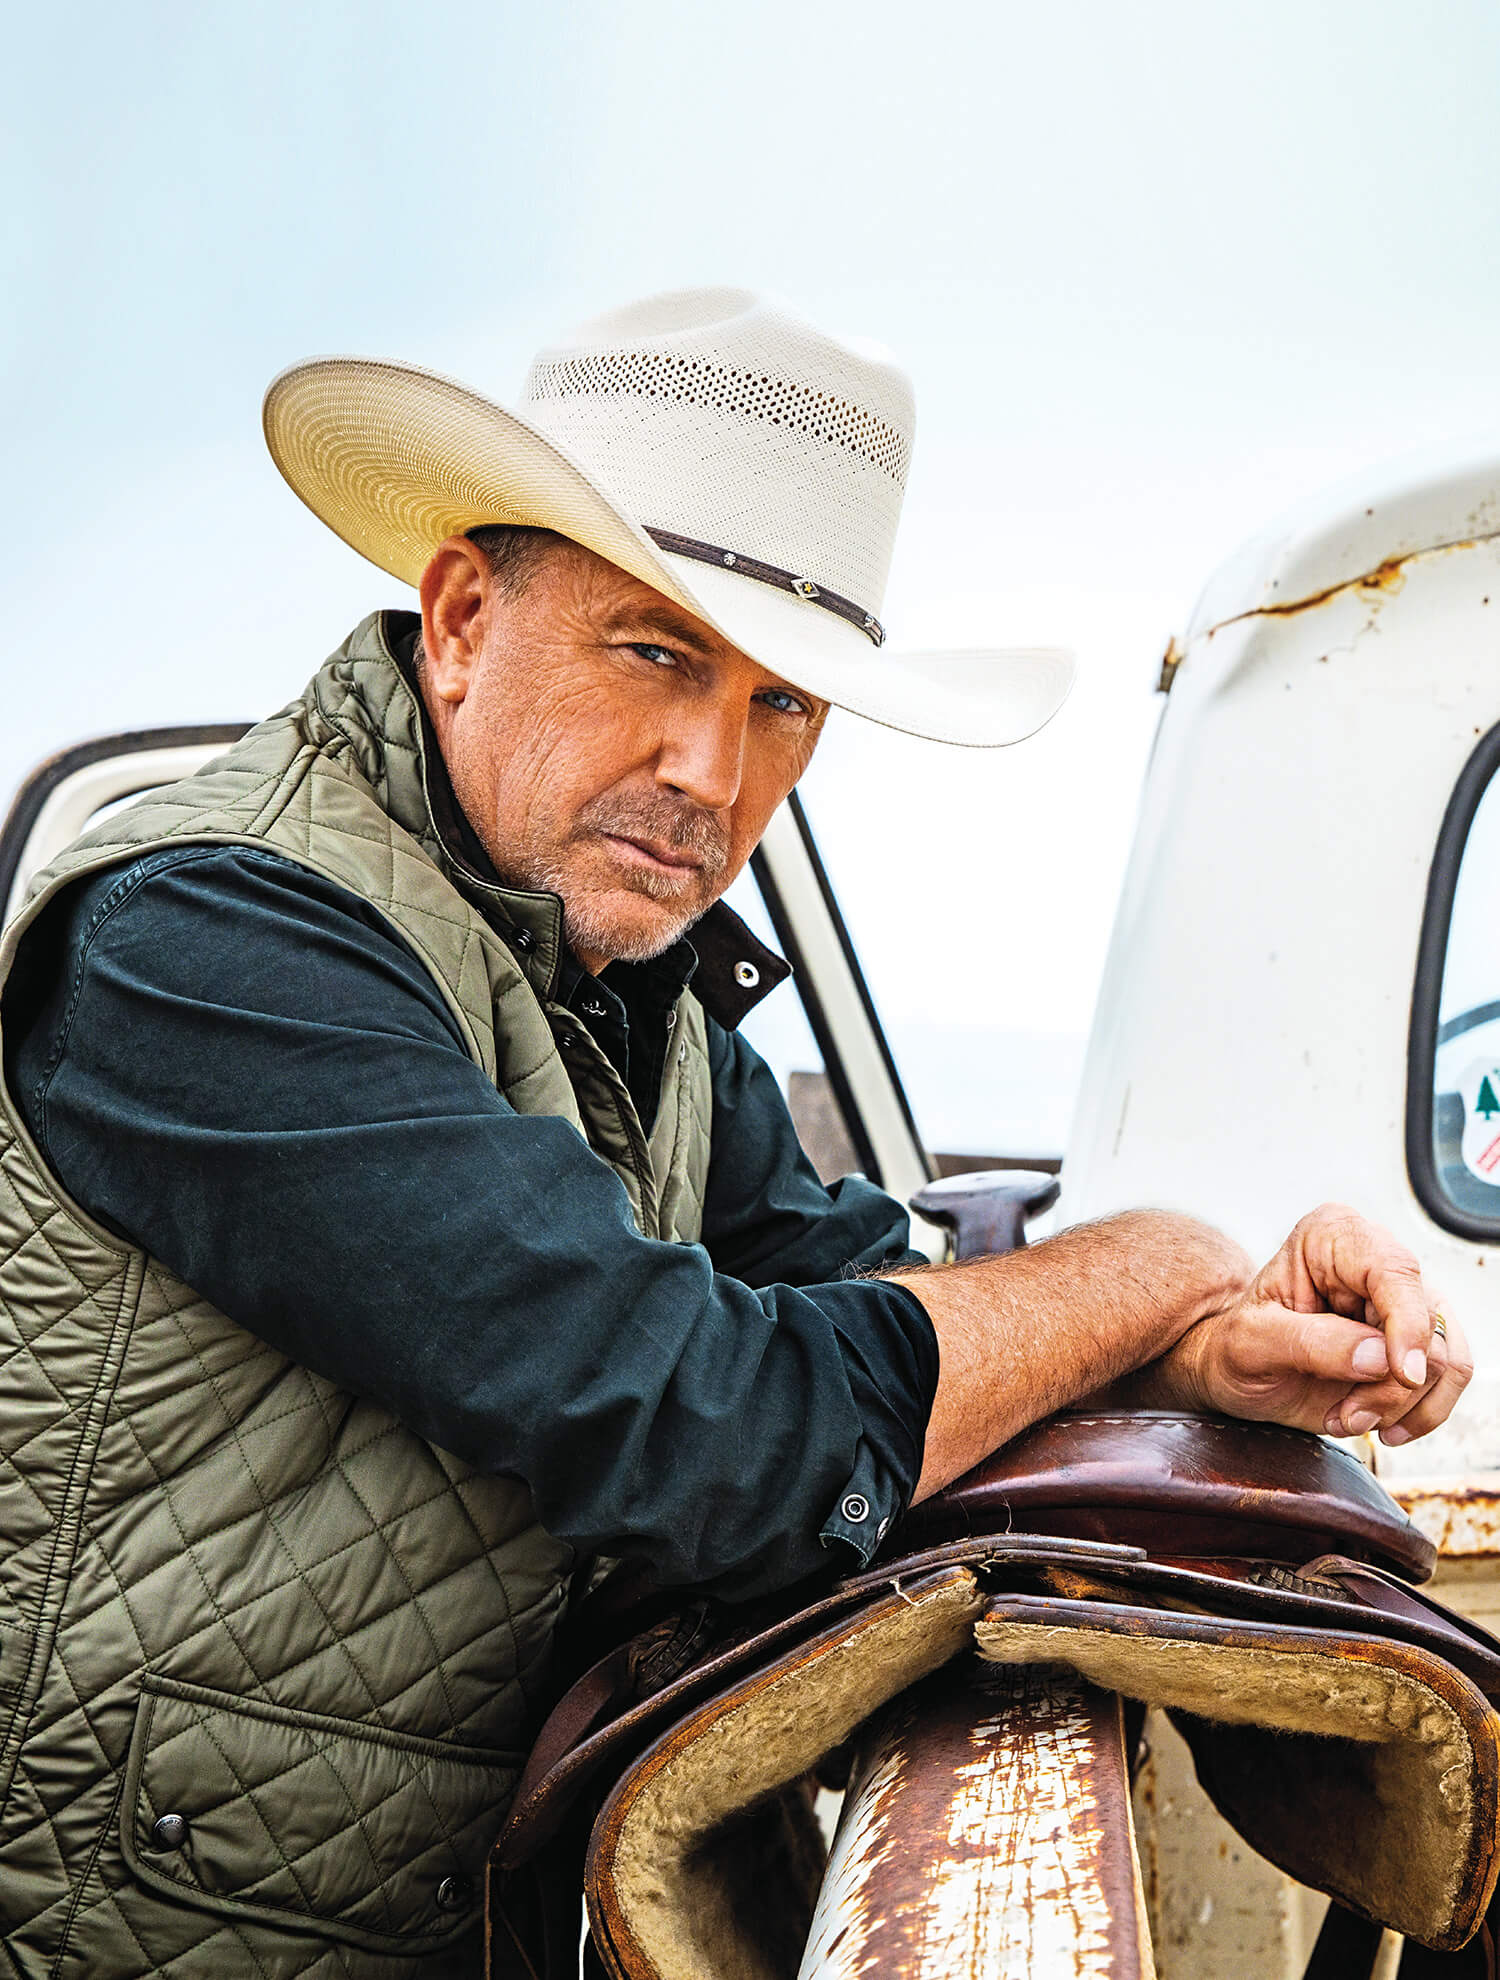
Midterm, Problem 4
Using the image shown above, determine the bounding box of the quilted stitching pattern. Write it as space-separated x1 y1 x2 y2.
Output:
124 1680 519 1943
0 620 710 1975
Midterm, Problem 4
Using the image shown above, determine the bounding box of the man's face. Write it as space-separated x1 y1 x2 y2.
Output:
418 536 828 970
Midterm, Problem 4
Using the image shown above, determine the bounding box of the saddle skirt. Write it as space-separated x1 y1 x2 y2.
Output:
490 1413 1500 1980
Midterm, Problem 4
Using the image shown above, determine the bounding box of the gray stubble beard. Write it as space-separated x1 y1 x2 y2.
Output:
505 793 732 966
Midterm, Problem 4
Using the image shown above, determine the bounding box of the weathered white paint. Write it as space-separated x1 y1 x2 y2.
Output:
1061 453 1500 1478
800 1741 904 1977
1065 448 1500 1973
918 1670 1120 1977
800 1663 1147 1978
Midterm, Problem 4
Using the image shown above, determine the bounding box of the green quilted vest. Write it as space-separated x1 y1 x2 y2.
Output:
0 614 713 1977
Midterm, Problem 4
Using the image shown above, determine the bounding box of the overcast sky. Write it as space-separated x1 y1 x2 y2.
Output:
7 0 1500 1150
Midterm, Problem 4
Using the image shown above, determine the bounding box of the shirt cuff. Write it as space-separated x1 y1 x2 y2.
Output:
817 1436 907 1566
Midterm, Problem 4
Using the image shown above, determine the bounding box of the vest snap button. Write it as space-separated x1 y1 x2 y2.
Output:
150 1812 189 1852
435 1874 473 1912
511 928 535 953
559 1032 577 1051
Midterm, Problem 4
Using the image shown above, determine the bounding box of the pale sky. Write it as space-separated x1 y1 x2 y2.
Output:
7 0 1500 1152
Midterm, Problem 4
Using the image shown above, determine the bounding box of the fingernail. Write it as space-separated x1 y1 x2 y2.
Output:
1381 1425 1412 1446
1345 1408 1381 1435
1403 1349 1428 1386
1352 1337 1388 1377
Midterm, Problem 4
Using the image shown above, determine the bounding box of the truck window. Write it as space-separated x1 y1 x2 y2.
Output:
1409 722 1500 1239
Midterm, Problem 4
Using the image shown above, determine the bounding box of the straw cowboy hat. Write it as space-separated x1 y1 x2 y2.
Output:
263 288 1073 747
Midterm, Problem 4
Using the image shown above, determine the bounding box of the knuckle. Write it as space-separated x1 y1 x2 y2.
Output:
1370 1244 1422 1282
1363 1382 1406 1414
1304 1201 1359 1232
1293 1317 1334 1371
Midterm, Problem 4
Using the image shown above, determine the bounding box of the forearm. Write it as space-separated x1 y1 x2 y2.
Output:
888 1210 1252 1501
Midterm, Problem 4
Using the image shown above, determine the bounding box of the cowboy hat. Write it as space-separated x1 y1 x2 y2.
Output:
262 287 1073 747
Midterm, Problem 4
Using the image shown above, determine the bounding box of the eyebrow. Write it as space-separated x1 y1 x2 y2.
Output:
601 598 824 708
606 603 721 656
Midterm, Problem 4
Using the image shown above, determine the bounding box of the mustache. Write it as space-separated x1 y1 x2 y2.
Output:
574 794 731 878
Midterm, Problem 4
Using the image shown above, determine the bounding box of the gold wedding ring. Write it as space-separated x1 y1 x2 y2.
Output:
1433 1313 1449 1342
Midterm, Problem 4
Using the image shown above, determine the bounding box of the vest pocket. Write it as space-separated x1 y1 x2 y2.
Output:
120 1674 522 1954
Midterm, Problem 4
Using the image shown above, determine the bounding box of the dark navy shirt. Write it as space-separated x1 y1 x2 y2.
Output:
3 840 936 1598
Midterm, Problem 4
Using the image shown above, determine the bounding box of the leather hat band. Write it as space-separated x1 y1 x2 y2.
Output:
645 527 886 647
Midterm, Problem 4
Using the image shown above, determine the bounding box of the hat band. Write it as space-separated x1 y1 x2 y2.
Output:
644 528 886 648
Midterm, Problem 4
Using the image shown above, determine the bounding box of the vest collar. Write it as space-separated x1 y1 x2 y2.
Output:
324 611 791 1028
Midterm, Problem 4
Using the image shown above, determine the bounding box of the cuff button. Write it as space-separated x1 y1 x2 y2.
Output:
841 1493 871 1523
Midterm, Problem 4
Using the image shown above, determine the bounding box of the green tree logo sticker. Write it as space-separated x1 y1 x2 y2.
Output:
1479 1074 1500 1121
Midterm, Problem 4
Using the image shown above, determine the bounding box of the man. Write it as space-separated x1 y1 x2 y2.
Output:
0 289 1468 1978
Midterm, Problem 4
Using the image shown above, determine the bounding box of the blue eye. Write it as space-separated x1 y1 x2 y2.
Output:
631 644 676 666
760 689 807 715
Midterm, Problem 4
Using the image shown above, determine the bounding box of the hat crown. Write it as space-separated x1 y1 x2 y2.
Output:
261 289 1075 746
517 287 914 615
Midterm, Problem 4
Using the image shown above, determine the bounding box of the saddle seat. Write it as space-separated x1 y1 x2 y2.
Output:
491 1411 1500 1980
896 1405 1438 1578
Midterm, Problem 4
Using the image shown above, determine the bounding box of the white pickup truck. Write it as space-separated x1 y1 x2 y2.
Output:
5 446 1497 1977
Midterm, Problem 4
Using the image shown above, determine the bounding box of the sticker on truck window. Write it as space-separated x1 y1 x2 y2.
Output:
1460 1060 1500 1182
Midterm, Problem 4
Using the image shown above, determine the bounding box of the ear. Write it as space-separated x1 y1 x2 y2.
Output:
419 537 493 704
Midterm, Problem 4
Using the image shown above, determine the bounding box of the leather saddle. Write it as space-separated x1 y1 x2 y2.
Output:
488 1408 1500 1980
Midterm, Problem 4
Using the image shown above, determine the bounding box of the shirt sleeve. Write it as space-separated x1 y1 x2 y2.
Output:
698 1017 937 1556
5 845 937 1598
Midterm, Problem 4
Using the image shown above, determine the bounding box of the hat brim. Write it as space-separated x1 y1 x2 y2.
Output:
263 356 1074 748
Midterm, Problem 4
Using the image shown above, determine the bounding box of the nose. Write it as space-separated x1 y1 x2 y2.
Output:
655 693 746 813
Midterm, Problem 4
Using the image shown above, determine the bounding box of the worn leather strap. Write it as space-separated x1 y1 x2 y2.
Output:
643 527 886 647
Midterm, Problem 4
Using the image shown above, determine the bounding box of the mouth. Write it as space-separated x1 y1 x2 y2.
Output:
600 833 705 877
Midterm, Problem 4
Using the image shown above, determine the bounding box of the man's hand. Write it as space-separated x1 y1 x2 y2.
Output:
1143 1203 1473 1446
900 1204 1473 1510
900 1209 1254 1501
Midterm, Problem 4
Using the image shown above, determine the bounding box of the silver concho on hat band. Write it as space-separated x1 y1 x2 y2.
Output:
644 527 887 647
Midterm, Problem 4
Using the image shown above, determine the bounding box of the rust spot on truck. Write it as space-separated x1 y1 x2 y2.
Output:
1357 556 1410 595
1393 1479 1500 1558
1204 533 1482 638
